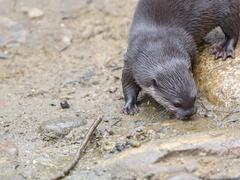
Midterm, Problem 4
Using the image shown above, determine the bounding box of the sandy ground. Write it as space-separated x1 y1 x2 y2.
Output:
1 0 240 179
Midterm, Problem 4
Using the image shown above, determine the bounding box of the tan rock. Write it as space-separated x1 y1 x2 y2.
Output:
195 37 240 108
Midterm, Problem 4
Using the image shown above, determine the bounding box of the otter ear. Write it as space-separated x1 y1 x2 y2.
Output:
123 53 128 62
188 63 193 71
151 79 158 88
188 66 192 71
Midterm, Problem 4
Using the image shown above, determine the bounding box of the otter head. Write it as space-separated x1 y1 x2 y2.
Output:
134 53 197 120
129 30 198 119
150 61 197 119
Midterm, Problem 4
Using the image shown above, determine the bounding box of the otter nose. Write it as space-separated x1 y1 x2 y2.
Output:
182 112 194 120
177 107 197 120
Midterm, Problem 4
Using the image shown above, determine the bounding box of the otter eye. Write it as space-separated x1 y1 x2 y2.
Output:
152 79 158 87
193 96 196 102
174 102 182 108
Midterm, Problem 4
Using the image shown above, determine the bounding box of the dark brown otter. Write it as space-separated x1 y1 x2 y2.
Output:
122 0 240 119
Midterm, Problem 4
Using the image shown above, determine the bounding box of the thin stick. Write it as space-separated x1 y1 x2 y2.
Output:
51 116 103 180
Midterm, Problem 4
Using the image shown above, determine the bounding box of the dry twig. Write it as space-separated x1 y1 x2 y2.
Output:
51 116 103 180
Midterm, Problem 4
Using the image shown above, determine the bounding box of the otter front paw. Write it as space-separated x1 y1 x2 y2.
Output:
213 42 235 60
122 103 139 115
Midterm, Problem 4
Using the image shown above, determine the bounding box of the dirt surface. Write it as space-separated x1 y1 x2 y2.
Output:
1 0 240 179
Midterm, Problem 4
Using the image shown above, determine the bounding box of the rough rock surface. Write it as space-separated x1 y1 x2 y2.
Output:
71 130 240 179
39 116 87 140
195 29 240 108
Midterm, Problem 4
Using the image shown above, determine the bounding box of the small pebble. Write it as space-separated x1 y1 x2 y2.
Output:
60 101 70 109
144 173 155 179
168 173 199 180
102 142 116 152
0 140 18 157
109 87 118 94
128 140 141 148
0 52 8 60
82 26 94 39
23 8 44 19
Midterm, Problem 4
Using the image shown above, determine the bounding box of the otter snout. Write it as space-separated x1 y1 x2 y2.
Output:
175 106 197 120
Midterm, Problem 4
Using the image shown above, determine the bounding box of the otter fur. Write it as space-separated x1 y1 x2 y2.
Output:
122 0 240 119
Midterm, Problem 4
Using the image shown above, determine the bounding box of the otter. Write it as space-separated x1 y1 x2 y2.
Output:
122 0 240 119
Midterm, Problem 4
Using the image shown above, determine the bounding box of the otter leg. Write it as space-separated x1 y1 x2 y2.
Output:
213 18 239 60
122 65 141 115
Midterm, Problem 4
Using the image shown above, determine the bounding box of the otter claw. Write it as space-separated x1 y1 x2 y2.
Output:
213 43 235 60
122 104 139 115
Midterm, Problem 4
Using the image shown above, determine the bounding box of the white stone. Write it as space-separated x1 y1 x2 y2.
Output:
23 8 44 19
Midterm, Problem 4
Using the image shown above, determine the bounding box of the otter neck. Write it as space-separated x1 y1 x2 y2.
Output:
131 24 197 60
155 26 197 60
